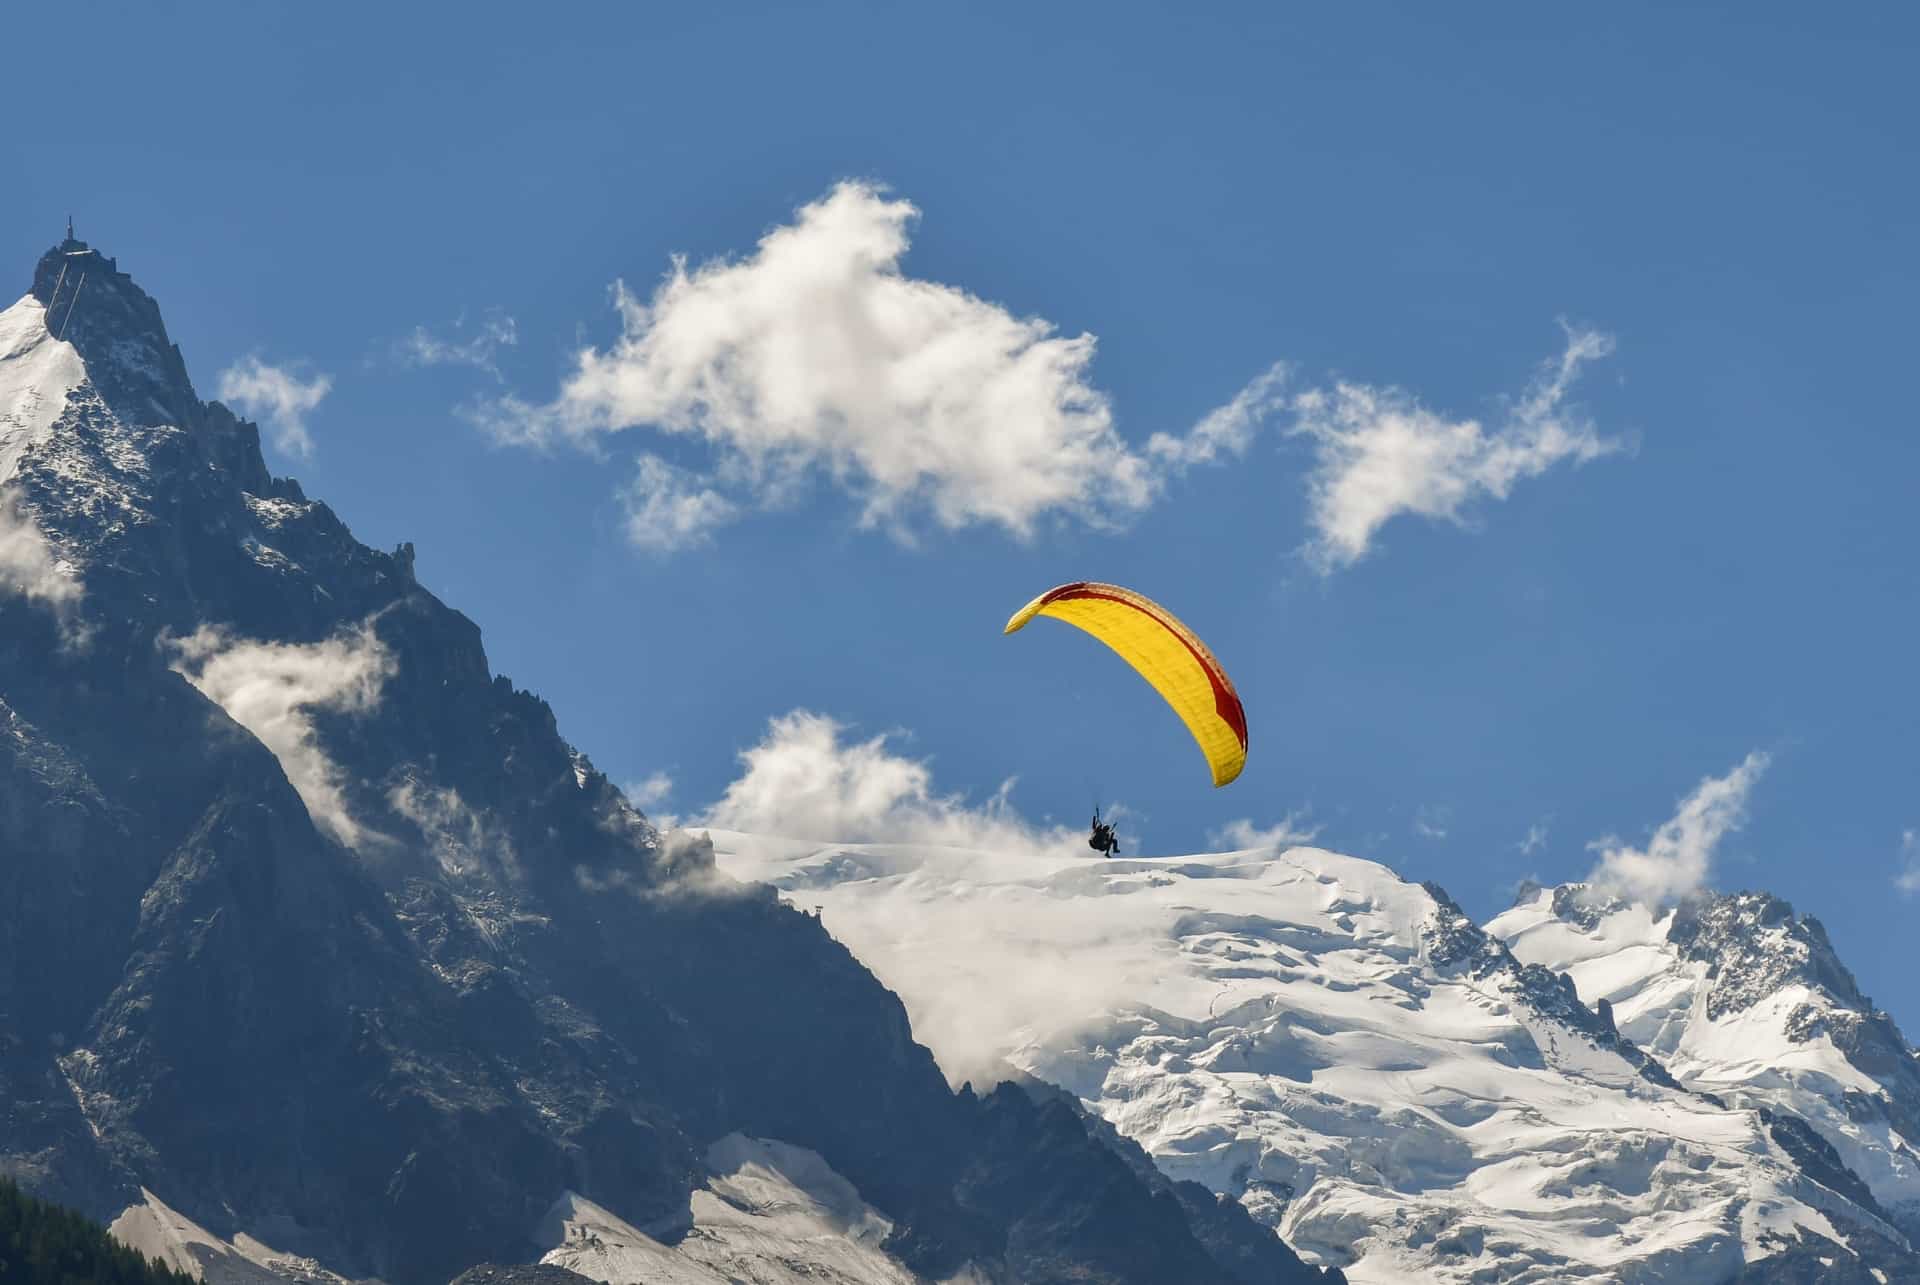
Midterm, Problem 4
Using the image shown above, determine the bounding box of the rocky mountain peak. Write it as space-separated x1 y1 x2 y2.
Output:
1532 883 1920 1084
1494 880 1920 1244
1667 889 1874 1022
1547 881 1627 930
1420 880 1678 1087
28 236 202 437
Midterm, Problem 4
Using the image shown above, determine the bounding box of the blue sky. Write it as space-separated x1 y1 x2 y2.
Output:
6 3 1917 1026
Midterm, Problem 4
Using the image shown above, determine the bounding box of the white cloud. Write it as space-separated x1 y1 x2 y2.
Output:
620 452 738 551
168 623 394 848
480 180 1156 540
1897 830 1920 896
217 355 332 459
626 771 674 810
1210 811 1318 851
701 727 1170 1086
0 488 83 619
1518 821 1550 856
1292 326 1619 570
623 770 680 829
734 844 1187 1090
397 310 517 379
1148 361 1290 470
1587 751 1769 906
695 709 1077 854
478 180 1618 562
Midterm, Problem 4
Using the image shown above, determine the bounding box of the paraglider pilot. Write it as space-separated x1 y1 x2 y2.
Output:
1089 811 1120 857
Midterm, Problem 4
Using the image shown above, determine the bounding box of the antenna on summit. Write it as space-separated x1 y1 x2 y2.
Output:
66 214 74 242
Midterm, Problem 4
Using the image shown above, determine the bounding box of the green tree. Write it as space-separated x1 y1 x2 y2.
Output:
0 1178 197 1285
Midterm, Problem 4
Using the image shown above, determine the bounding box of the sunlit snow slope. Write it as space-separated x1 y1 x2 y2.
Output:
712 832 1910 1283
1491 885 1920 1242
0 294 85 482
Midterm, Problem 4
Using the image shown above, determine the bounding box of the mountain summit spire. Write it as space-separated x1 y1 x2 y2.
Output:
26 234 209 435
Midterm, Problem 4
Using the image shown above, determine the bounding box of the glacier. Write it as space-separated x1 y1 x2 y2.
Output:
712 831 1917 1282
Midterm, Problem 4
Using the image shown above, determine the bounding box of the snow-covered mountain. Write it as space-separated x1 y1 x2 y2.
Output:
1491 884 1920 1244
712 833 1920 1283
0 235 1330 1285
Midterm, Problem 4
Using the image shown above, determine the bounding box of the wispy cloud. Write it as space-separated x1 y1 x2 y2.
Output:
1587 751 1769 906
620 452 738 552
1518 821 1550 856
1897 830 1920 896
623 770 678 828
168 622 394 848
0 489 84 634
695 709 1077 855
216 355 332 459
1413 804 1451 841
388 777 519 883
627 771 674 810
1210 811 1318 851
476 180 1157 540
1148 361 1291 471
395 310 518 380
1292 325 1620 571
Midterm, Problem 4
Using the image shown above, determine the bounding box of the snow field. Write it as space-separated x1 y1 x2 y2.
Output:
712 831 1889 1282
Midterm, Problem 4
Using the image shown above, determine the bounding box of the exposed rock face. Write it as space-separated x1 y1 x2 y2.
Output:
0 240 1329 1285
450 1268 594 1285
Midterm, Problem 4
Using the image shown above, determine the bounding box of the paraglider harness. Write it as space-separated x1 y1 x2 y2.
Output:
1089 809 1120 857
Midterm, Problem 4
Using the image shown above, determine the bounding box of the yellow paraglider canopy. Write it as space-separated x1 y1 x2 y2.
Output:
1005 582 1247 787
